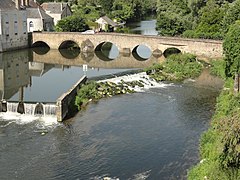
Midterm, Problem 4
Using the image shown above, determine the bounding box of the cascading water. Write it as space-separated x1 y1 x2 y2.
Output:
3 102 57 116
99 72 173 92
0 102 58 127
43 104 56 116
7 102 18 113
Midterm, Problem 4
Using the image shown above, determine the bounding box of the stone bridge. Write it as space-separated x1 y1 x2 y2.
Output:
31 32 223 60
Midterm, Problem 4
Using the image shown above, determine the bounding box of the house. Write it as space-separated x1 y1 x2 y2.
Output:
0 0 28 52
26 0 54 32
95 16 120 32
41 2 72 25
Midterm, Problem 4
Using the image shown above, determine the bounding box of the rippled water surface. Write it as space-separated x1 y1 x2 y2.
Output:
0 19 223 180
0 75 221 179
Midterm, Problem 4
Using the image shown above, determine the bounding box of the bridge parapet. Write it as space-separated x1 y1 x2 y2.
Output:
32 32 223 59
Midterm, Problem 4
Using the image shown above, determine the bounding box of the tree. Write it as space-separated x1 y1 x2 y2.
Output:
183 0 226 39
99 0 114 13
55 15 89 32
223 20 240 77
111 0 135 21
222 0 240 34
156 0 191 36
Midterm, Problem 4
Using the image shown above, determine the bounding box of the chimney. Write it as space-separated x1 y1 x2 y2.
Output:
15 0 21 9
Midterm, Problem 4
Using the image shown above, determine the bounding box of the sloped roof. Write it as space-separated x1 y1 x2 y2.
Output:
96 16 118 27
41 2 69 14
29 0 41 8
0 0 17 10
27 7 52 20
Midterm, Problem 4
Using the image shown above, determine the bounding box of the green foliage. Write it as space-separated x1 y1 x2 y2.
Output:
75 81 100 110
223 20 240 77
188 80 240 179
71 0 157 23
163 53 202 80
115 27 131 33
55 15 89 32
156 0 191 36
219 111 240 169
188 0 206 19
75 80 139 110
183 0 226 39
145 53 202 81
157 12 191 36
112 0 135 21
210 59 226 79
71 4 102 22
222 0 240 34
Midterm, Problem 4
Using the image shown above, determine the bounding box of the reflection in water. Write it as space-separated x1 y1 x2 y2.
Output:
132 45 152 60
95 42 119 60
0 48 160 103
59 41 80 59
32 47 50 55
59 48 80 59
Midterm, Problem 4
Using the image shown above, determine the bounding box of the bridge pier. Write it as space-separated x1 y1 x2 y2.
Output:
120 48 131 57
152 49 163 58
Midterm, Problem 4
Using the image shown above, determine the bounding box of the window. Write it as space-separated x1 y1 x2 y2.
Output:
29 21 34 27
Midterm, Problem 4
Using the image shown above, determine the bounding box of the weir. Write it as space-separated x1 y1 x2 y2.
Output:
0 101 57 116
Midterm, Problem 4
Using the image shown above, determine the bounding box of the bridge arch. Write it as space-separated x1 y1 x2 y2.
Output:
132 44 152 61
58 40 80 50
95 41 119 61
32 41 50 48
163 47 181 58
31 41 50 55
58 40 80 59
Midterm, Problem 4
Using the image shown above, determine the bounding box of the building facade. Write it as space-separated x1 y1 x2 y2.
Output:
26 0 54 32
41 2 72 25
0 0 28 52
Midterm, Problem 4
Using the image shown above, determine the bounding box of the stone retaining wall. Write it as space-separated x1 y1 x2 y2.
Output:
56 75 87 121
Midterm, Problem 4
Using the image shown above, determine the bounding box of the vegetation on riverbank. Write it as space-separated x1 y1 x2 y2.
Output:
145 53 202 81
188 80 240 179
75 53 203 110
188 19 240 179
75 80 146 110
186 53 240 179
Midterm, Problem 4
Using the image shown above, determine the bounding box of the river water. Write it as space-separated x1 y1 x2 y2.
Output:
0 20 223 179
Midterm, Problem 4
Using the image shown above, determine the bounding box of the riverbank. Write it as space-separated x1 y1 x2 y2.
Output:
188 60 240 179
74 53 203 112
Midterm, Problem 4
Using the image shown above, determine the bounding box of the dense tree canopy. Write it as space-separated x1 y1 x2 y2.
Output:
36 0 240 41
156 0 191 36
55 15 89 32
222 0 240 34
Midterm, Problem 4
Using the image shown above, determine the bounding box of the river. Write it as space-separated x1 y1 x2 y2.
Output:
0 20 223 179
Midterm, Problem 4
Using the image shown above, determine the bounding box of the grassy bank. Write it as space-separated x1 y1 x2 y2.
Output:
188 60 240 179
145 53 203 81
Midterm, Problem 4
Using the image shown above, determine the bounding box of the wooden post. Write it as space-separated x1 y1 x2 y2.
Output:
234 73 240 94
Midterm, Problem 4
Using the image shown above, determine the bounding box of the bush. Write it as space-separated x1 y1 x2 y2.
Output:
163 53 202 81
145 53 202 82
210 59 226 79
